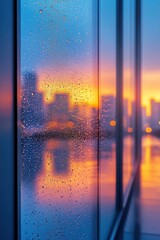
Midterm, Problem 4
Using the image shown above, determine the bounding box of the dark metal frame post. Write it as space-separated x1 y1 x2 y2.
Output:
108 0 142 238
116 0 123 212
13 0 18 238
135 0 141 162
16 0 21 239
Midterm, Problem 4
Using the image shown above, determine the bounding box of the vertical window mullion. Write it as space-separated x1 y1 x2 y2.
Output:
116 0 123 212
135 0 142 163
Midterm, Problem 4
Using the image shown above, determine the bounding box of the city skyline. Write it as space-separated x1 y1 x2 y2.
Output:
21 0 160 117
20 69 160 117
21 71 160 135
21 71 160 112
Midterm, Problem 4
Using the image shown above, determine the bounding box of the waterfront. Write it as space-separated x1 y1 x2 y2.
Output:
21 135 159 239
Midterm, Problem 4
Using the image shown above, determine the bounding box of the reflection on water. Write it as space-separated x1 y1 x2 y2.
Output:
141 135 160 198
99 137 116 239
123 135 135 195
121 135 160 239
21 134 138 240
21 138 98 240
21 136 118 240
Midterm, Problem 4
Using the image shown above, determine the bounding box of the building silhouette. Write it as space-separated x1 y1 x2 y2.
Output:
150 99 160 130
142 106 148 131
47 93 70 122
100 95 116 134
123 99 129 132
21 72 44 128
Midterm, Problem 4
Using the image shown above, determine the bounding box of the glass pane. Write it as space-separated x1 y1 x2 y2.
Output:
99 0 116 238
123 0 136 196
142 0 160 204
142 0 160 134
20 1 98 239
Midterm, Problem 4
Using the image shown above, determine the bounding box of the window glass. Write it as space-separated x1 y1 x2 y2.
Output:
123 0 136 196
20 1 99 239
142 0 160 134
99 0 116 238
142 0 160 203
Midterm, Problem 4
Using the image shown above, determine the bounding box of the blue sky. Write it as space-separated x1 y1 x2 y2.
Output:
142 0 160 70
21 0 94 72
21 0 160 108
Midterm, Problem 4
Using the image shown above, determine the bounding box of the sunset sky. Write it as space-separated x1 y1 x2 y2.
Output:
21 0 160 114
142 0 160 114
21 0 98 106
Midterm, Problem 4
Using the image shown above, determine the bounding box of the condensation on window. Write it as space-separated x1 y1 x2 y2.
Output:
20 0 98 239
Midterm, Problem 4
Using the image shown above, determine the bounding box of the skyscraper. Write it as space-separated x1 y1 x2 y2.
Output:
142 106 148 131
100 95 116 134
123 99 129 132
150 99 160 130
21 72 44 129
47 93 70 123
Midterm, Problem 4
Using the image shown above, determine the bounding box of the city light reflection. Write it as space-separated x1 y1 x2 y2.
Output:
19 0 160 239
35 140 97 204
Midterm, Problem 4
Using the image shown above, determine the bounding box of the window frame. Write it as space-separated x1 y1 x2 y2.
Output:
15 0 141 239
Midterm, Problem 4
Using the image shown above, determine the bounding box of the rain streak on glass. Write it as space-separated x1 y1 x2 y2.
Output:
20 0 98 240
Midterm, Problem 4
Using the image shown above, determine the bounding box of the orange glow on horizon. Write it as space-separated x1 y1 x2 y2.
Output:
142 70 160 115
37 70 98 107
30 68 160 115
37 68 117 107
